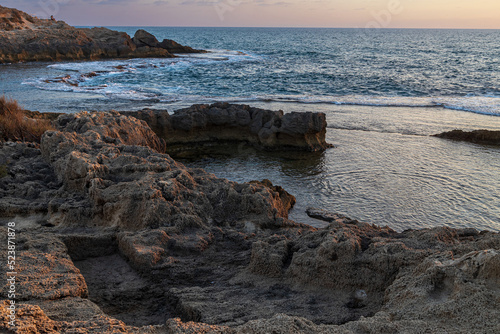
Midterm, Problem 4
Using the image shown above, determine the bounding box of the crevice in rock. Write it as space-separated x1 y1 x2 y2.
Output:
429 271 454 302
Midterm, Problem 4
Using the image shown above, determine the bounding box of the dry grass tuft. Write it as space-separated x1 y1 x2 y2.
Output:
0 96 54 143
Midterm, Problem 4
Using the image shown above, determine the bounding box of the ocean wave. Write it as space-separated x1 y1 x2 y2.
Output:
22 49 500 117
22 74 500 117
214 95 500 117
44 49 261 73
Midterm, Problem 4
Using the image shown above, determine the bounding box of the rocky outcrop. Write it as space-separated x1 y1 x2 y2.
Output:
0 5 39 31
434 129 500 145
0 111 499 333
37 111 294 230
132 29 202 54
0 5 203 63
124 103 332 152
250 179 296 216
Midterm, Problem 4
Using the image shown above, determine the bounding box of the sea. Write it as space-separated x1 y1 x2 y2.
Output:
1 27 499 232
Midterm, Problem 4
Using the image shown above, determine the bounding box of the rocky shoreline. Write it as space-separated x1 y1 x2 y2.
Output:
0 4 499 331
0 109 499 333
0 6 203 63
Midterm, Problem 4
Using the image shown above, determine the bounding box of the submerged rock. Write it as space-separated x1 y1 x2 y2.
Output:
0 5 204 63
433 129 500 145
124 103 333 152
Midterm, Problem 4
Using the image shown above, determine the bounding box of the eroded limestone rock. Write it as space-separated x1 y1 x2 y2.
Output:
38 111 292 230
123 103 332 152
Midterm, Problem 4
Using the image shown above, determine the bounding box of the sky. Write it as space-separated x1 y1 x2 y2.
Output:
2 0 500 29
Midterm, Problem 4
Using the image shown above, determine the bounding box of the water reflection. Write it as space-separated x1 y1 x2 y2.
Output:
172 105 500 232
170 142 327 179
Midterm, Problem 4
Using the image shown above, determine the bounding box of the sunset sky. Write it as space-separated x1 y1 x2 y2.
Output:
3 0 500 29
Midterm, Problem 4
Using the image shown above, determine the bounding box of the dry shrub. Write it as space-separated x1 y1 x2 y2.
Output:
0 96 54 143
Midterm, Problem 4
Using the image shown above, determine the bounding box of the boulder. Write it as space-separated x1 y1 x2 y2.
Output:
159 38 202 54
131 29 160 48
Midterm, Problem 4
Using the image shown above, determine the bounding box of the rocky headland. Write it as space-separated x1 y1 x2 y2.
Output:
0 5 203 63
434 129 500 146
0 109 499 333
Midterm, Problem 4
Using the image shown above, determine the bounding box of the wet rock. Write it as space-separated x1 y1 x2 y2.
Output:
433 129 500 145
159 39 202 54
306 207 355 224
123 103 332 152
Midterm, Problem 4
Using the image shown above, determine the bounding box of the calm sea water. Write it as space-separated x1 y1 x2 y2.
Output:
0 28 499 231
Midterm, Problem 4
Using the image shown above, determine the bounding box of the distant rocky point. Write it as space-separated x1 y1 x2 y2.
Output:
0 5 204 63
434 129 500 145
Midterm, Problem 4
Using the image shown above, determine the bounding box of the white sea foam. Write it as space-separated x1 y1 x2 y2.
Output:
23 72 500 117
20 48 500 118
224 95 500 117
45 49 260 73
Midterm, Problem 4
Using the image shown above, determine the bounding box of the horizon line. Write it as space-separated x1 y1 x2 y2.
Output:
80 25 500 31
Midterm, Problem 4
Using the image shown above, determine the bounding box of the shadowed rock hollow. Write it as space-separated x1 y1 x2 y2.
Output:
0 110 499 333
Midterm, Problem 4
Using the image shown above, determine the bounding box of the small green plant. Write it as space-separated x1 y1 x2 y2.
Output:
0 164 7 178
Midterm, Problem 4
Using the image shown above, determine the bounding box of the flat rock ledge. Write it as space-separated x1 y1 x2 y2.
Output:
0 5 203 63
433 129 500 146
0 111 499 334
123 103 333 152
